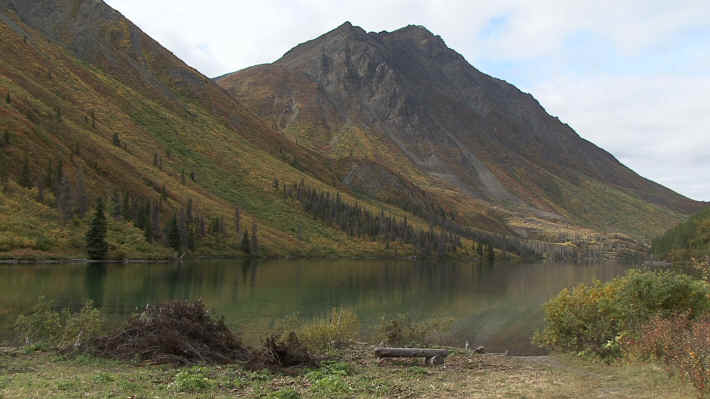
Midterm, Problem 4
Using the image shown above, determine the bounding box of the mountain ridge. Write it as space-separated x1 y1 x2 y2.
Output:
0 2 702 261
217 21 703 240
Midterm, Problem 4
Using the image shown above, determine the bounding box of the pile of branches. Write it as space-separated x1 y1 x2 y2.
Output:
248 332 318 371
89 300 249 365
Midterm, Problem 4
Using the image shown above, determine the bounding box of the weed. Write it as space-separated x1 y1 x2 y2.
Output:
627 313 710 397
305 360 354 396
56 378 79 391
167 366 213 393
377 314 454 347
266 388 301 399
92 372 114 384
297 307 359 352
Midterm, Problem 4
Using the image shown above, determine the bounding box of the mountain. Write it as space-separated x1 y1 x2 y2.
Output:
217 22 704 241
0 1 444 259
0 1 702 261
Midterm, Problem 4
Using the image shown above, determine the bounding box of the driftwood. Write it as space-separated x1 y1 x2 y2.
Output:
375 347 449 365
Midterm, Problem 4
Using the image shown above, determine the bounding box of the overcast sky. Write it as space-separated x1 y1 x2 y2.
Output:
105 0 710 201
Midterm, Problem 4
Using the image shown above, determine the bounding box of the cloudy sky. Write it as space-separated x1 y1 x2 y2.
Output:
105 0 710 201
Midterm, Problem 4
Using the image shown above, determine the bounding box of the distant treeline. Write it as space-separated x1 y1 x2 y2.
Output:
281 178 541 260
281 179 462 257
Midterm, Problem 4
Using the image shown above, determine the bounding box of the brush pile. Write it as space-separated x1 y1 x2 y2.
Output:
248 332 318 370
89 300 249 365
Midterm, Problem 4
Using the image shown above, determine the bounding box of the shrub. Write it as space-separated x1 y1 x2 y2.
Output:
59 301 104 349
377 314 454 347
14 297 63 346
627 313 710 397
14 297 104 350
297 307 359 352
534 269 710 359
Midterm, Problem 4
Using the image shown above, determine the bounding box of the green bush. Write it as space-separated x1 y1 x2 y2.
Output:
14 297 62 346
297 307 359 352
377 314 454 347
14 297 105 350
534 269 710 359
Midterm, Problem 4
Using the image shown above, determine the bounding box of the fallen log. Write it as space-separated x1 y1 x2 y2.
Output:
375 347 449 365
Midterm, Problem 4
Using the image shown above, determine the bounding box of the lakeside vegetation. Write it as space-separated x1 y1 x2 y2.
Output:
3 261 709 398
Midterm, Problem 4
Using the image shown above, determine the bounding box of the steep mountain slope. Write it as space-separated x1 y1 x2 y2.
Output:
0 2 454 259
217 22 704 240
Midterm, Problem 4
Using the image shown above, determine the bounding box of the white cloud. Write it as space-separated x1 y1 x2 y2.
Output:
531 75 710 200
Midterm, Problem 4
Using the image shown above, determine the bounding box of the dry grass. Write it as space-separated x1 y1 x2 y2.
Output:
0 344 696 398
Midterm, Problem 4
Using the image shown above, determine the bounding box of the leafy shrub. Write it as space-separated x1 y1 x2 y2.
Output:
377 314 454 347
167 366 213 393
534 269 710 359
59 301 104 349
627 313 710 397
297 307 359 352
14 297 63 346
14 297 105 350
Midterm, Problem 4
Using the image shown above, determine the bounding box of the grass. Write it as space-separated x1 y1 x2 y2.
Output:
0 345 697 398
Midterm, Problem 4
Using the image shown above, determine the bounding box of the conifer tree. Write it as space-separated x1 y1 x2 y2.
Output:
5 92 10 104
57 175 73 221
250 223 259 256
167 214 181 252
74 169 88 217
86 198 108 260
2 130 9 146
241 228 250 254
151 201 161 242
19 156 32 188
43 160 54 191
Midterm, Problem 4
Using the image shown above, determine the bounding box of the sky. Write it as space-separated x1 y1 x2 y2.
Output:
104 0 710 201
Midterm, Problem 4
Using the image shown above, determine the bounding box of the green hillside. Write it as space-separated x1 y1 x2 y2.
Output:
0 3 467 260
652 206 710 262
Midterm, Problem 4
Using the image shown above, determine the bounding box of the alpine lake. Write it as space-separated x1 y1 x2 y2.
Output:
0 259 632 354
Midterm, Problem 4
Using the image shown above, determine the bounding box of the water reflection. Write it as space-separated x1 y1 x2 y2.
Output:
0 260 631 354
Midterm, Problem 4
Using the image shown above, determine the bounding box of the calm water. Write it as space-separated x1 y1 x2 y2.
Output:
0 259 631 354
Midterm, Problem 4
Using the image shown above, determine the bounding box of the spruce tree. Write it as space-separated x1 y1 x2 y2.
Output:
86 198 108 260
5 92 10 104
167 214 181 252
19 157 32 188
241 229 250 254
74 169 88 217
250 223 259 256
